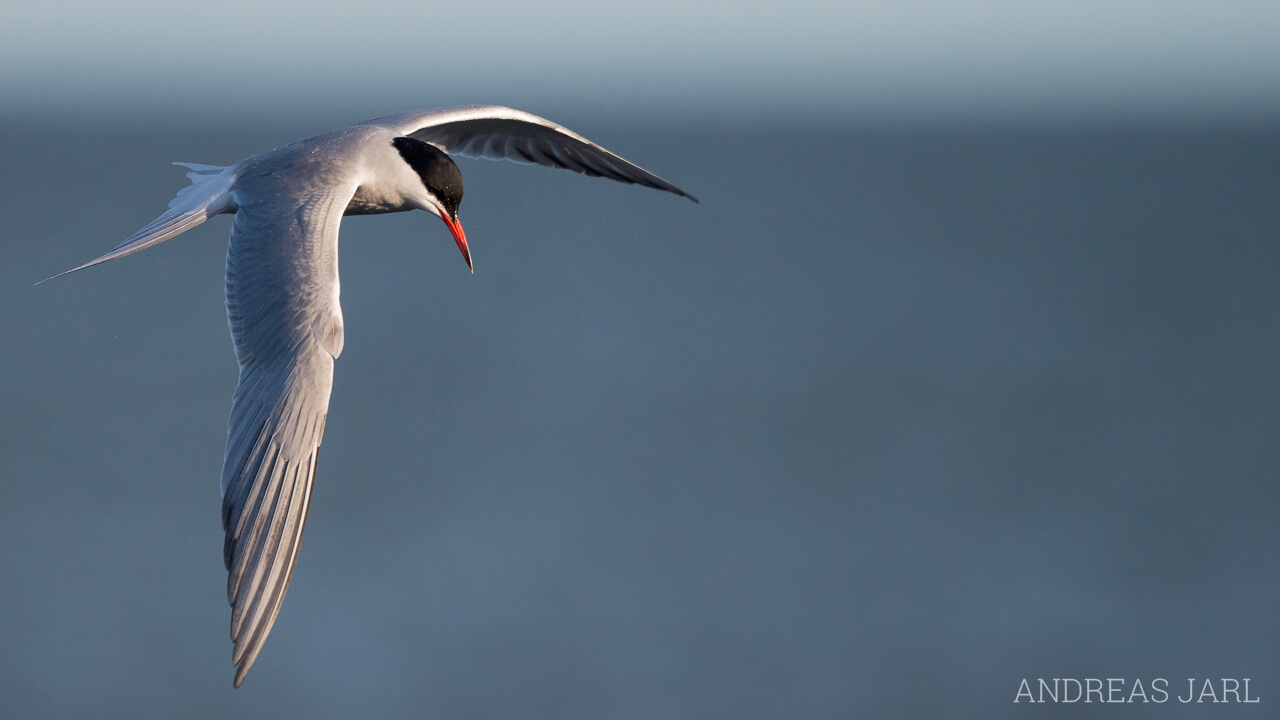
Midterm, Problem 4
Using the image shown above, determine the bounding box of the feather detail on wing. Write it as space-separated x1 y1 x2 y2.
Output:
366 105 697 202
220 181 352 687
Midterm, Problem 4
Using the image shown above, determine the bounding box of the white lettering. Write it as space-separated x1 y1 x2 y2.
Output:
1128 678 1148 703
1085 678 1103 703
1038 678 1058 703
1179 678 1195 703
1243 678 1260 703
1062 679 1082 703
1012 677 1254 704
1107 678 1124 703
1198 678 1219 703
1014 679 1034 703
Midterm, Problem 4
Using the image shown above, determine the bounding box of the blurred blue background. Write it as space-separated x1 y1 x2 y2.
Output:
2 2 1278 718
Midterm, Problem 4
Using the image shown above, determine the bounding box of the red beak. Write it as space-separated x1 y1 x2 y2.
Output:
440 213 472 273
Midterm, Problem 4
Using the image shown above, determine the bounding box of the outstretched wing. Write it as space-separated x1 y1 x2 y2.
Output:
220 179 353 687
365 105 697 202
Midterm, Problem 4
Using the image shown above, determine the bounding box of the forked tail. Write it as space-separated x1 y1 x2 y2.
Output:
40 162 238 284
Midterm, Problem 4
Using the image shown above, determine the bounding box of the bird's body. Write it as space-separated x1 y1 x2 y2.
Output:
55 106 694 687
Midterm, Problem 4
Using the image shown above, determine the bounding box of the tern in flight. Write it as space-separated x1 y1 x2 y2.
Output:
52 106 695 687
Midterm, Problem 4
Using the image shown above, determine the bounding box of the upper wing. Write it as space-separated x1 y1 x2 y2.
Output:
220 178 353 687
365 105 697 202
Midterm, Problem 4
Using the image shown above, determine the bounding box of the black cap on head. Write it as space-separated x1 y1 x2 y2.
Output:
392 136 464 218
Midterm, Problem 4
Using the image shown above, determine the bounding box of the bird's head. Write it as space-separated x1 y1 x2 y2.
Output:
392 136 471 272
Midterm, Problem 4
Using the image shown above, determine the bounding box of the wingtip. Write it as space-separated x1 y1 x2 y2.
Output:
233 655 253 688
661 183 697 204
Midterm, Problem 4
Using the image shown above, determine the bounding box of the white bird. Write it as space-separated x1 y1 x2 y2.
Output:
52 105 695 687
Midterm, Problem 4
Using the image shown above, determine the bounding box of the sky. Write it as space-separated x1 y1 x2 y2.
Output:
4 1 1280 122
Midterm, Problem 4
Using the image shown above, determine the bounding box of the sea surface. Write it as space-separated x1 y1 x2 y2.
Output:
2 117 1278 718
